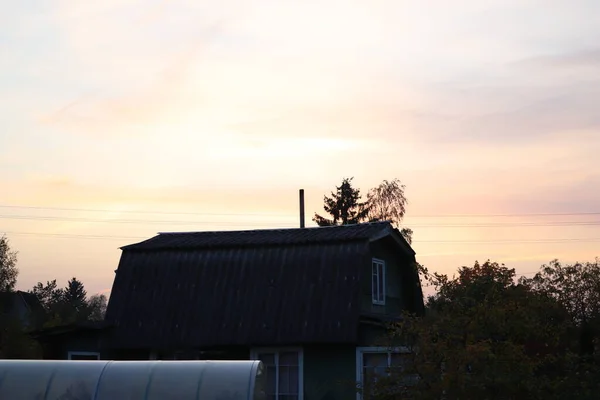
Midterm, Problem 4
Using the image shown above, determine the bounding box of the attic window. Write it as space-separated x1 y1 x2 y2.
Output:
372 258 386 305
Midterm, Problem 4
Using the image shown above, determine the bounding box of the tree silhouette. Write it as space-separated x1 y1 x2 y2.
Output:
313 177 370 226
366 179 412 243
0 235 18 292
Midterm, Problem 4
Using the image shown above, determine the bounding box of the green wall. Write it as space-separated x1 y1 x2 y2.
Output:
303 344 357 400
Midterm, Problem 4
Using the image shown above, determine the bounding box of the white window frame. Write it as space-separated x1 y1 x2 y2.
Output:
355 346 411 400
250 347 304 400
68 351 100 360
372 258 386 305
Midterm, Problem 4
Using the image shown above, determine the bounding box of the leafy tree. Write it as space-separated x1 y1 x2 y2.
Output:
0 235 18 292
87 294 108 321
0 315 41 359
366 179 407 224
362 260 586 400
366 179 413 244
521 258 600 358
313 177 370 226
31 278 107 325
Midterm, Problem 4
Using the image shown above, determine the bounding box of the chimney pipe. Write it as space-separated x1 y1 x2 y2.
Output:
299 189 305 228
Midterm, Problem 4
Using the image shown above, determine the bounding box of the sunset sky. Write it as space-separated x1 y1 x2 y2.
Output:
2 0 599 297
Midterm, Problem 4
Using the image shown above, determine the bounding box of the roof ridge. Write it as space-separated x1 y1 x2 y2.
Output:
120 221 395 251
156 221 391 236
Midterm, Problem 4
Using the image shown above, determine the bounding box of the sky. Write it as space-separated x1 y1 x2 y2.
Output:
2 0 599 297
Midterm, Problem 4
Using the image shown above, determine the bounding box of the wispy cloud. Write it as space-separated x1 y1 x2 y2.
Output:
3 0 600 295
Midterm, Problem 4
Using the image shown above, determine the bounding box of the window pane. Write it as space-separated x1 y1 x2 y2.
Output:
259 353 275 365
288 366 299 393
265 365 277 395
363 352 388 380
363 352 388 368
372 268 378 302
279 366 290 393
279 351 298 365
378 265 385 302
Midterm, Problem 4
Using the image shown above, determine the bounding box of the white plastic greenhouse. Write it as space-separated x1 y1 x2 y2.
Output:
0 359 265 399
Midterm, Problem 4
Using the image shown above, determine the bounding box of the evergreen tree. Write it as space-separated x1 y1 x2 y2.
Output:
313 177 371 226
62 277 88 322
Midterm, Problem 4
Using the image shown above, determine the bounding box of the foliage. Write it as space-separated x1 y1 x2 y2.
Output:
313 177 371 226
521 258 600 358
30 278 107 326
362 259 600 400
366 179 407 226
0 315 41 359
0 235 18 292
314 178 414 243
31 280 64 310
399 228 413 245
63 277 88 315
87 294 108 321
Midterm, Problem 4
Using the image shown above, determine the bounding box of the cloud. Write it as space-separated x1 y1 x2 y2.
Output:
514 48 600 70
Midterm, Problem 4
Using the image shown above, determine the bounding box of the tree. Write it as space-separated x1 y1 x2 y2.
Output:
367 179 407 224
0 235 18 292
366 179 412 244
520 258 600 358
60 277 88 322
0 315 42 359
31 278 108 325
313 177 371 226
30 280 64 310
363 260 582 400
87 294 107 321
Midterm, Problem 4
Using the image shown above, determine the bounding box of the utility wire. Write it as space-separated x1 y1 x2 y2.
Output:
0 214 298 227
3 231 600 244
421 270 542 288
2 214 600 228
0 204 289 217
1 204 600 219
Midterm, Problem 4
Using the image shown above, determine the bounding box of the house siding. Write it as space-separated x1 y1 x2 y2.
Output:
303 344 357 400
361 237 416 316
38 331 105 360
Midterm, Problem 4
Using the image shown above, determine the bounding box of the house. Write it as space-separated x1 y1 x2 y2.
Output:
34 221 424 399
0 290 45 329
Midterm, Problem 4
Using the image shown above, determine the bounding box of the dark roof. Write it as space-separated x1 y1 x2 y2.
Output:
0 291 44 316
30 320 112 339
106 222 414 349
120 221 411 252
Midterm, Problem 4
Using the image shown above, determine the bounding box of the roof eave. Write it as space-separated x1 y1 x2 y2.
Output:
368 223 416 256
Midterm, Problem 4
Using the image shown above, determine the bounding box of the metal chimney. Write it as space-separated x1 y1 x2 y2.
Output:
299 189 305 228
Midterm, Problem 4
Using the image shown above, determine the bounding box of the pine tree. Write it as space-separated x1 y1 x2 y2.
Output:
313 177 371 226
62 277 88 322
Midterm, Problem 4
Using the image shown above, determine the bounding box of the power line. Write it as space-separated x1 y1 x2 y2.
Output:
0 214 298 227
3 230 600 244
1 231 146 240
418 238 600 244
2 214 600 228
1 204 600 219
0 204 291 217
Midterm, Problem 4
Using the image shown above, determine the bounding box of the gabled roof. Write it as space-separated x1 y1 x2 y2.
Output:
106 222 415 349
0 291 44 316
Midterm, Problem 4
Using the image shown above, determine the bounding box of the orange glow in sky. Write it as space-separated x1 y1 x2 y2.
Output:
1 0 599 297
